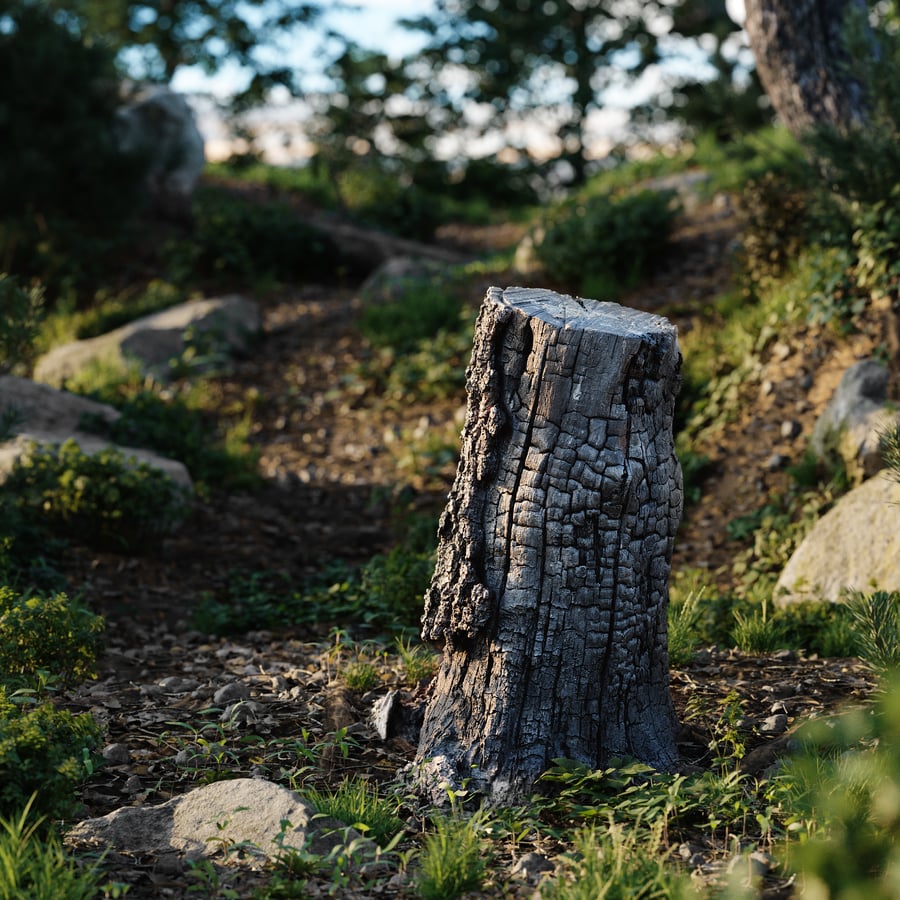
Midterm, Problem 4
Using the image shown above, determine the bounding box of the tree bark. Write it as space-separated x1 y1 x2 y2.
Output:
414 287 683 803
743 0 870 136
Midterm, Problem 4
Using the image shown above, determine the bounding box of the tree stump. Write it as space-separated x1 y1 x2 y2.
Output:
414 286 683 803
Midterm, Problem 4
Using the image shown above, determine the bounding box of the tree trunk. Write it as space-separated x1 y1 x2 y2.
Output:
414 287 683 803
743 0 870 136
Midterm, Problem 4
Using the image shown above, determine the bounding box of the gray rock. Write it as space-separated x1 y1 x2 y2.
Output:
780 420 801 440
775 472 900 604
101 743 132 765
116 86 205 220
760 714 789 735
65 778 368 863
508 851 554 883
33 296 261 388
810 359 900 482
0 375 193 492
213 682 251 705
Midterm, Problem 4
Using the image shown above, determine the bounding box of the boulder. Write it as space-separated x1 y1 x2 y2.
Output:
33 296 261 388
66 778 367 864
0 374 192 491
774 472 900 605
116 86 205 220
810 359 900 483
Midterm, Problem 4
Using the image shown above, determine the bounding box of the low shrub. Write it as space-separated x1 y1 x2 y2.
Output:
534 189 680 297
0 587 103 687
3 439 191 553
166 188 343 288
0 690 102 821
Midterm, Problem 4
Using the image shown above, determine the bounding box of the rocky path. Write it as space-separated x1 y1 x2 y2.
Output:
56 202 886 896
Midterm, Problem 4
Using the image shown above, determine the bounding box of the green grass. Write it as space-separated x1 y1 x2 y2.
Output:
0 797 101 899
303 777 403 848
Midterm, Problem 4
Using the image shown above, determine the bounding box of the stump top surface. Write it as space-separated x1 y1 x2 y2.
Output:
494 286 676 338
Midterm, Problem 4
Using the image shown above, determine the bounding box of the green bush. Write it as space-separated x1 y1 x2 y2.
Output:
166 188 343 287
0 275 43 375
0 690 101 821
535 189 680 297
80 387 260 491
337 163 442 239
360 284 467 355
3 439 191 553
0 587 103 687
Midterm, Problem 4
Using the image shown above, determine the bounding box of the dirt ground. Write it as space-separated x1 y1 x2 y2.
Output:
57 194 890 896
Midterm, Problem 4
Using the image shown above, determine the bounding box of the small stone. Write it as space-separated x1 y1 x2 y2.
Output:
770 701 789 715
772 341 792 361
760 714 789 735
124 775 143 794
213 681 250 705
727 850 773 880
158 675 200 693
799 373 814 391
101 743 131 765
765 453 789 470
220 700 264 724
780 420 802 440
760 380 775 398
773 649 797 661
508 852 553 883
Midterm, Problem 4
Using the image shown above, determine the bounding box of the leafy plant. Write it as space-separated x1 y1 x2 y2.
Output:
341 660 380 693
0 587 103 687
535 189 680 297
0 796 102 899
3 439 191 553
0 690 102 820
304 777 403 848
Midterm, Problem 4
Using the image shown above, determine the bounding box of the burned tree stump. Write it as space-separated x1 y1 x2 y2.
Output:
415 287 683 803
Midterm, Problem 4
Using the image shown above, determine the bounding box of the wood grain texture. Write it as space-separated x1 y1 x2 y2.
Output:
415 287 683 802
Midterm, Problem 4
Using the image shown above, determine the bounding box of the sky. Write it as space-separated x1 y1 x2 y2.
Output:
176 0 749 164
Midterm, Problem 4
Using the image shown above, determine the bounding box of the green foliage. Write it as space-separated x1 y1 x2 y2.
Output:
535 189 680 298
166 188 344 288
881 420 900 483
416 810 489 900
731 599 783 654
80 384 260 492
194 542 435 638
0 587 103 688
341 660 380 693
395 637 438 686
541 821 694 900
667 589 702 667
3 439 191 553
0 275 43 375
336 163 442 240
360 284 468 356
303 777 403 848
737 171 811 290
0 796 102 899
0 690 102 821
845 590 900 674
770 675 900 898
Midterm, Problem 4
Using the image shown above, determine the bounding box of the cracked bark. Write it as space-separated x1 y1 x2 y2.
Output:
415 287 683 803
744 0 871 137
